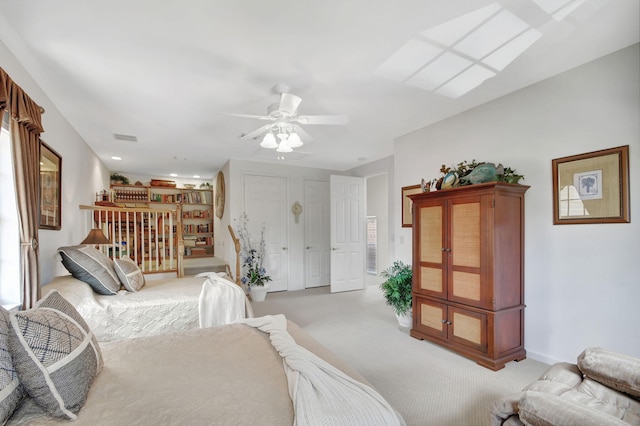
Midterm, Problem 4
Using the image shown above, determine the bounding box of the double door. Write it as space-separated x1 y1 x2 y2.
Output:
410 183 528 370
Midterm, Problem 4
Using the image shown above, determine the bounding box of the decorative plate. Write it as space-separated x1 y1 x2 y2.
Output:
215 171 225 219
441 172 458 190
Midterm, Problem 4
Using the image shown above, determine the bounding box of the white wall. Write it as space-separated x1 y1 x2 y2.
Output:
0 39 110 286
394 44 640 364
222 159 343 291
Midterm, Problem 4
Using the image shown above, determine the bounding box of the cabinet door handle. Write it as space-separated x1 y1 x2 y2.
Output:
447 321 452 325
441 320 447 324
441 247 452 252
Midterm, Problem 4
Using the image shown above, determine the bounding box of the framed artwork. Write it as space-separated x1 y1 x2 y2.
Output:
552 145 629 225
39 141 62 230
401 184 422 227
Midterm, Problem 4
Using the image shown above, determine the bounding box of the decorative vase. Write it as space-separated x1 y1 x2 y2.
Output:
249 283 270 302
395 309 412 328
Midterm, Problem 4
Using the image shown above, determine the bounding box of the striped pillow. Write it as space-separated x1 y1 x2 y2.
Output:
58 245 120 295
114 257 145 292
8 291 102 419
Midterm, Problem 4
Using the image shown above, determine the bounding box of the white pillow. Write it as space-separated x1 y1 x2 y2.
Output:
114 257 145 292
8 291 102 419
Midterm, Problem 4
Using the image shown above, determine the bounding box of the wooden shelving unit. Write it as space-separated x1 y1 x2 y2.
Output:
108 184 214 259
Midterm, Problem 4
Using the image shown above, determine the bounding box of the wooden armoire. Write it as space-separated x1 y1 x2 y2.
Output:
409 182 529 370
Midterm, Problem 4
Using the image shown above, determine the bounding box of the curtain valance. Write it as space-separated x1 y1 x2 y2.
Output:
0 67 44 132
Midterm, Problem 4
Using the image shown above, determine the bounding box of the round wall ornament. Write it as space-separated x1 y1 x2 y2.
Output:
215 171 225 219
291 201 303 223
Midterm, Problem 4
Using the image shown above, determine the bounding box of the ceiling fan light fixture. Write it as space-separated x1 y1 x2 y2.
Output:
260 132 278 149
287 132 303 148
276 141 293 153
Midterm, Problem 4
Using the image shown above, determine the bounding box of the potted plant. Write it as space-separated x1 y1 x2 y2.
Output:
110 172 130 185
380 260 413 328
235 213 272 301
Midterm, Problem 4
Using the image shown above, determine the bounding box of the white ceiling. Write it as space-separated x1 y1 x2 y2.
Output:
0 0 637 179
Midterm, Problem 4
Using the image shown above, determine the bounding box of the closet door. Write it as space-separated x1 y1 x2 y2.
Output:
304 180 330 288
243 175 289 292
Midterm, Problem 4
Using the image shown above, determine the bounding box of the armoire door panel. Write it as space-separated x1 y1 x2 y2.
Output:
449 307 487 353
419 206 442 263
451 271 481 302
420 266 443 294
451 202 480 268
414 297 447 339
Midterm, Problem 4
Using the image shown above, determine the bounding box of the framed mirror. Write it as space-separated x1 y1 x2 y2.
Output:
39 140 62 230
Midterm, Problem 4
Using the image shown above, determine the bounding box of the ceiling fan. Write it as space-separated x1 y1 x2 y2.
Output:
221 84 349 153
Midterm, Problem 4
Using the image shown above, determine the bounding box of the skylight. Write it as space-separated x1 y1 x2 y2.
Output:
531 0 587 21
373 2 556 98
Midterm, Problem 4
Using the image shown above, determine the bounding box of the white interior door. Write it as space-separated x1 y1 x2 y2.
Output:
330 175 365 293
304 180 330 288
243 175 288 292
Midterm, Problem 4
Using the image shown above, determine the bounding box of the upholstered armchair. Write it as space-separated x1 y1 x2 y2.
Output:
491 347 640 426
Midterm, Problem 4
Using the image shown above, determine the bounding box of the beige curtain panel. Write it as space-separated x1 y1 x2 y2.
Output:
0 67 45 309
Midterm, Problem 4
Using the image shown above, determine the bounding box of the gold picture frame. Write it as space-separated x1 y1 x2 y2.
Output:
39 141 62 230
552 145 629 225
401 184 422 227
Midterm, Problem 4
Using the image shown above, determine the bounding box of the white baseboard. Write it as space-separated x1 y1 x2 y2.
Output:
526 349 563 366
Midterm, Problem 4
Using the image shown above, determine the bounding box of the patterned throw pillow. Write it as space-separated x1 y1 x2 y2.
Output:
0 306 24 424
58 245 120 295
8 291 103 420
114 257 145 292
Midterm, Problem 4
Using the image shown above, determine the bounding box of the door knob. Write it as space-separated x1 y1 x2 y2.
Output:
282 247 288 250
331 247 337 251
306 246 312 249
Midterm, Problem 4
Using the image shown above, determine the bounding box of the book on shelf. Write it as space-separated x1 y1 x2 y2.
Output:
182 191 211 205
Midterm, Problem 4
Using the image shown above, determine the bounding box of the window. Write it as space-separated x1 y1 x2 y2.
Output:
366 216 377 275
0 111 20 308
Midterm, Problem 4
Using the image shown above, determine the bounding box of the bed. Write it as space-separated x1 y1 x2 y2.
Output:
42 273 251 342
1 291 405 425
47 245 251 342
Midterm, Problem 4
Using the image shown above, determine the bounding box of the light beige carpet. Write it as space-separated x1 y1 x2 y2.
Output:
251 282 549 426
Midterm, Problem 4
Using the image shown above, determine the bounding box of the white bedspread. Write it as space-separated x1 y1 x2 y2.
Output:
41 275 208 342
239 314 406 426
196 272 253 327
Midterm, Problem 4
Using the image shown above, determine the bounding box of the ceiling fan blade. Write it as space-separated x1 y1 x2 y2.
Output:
292 124 314 142
240 123 273 141
279 93 302 115
294 114 349 125
220 112 274 121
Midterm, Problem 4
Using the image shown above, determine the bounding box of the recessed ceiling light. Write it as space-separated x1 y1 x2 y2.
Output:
111 156 122 160
170 173 178 177
193 175 200 178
